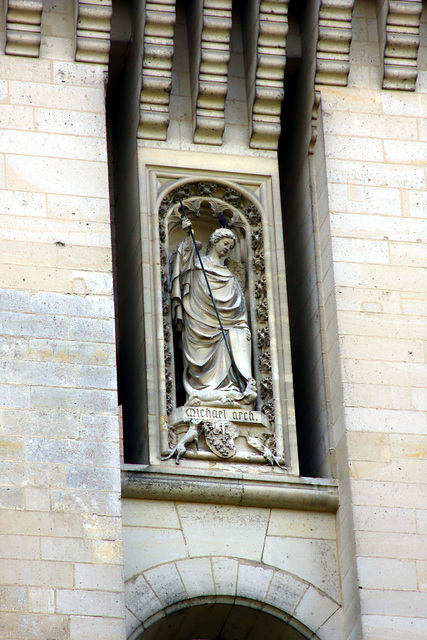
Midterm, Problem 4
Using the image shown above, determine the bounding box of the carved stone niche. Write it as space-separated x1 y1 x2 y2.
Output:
148 176 297 472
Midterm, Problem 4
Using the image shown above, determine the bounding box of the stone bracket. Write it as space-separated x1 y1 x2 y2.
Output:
5 0 43 58
315 0 354 86
192 0 233 146
138 0 176 141
75 0 113 64
381 0 422 91
246 0 289 150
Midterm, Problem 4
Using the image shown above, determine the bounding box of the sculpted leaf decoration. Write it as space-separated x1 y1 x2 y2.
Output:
209 200 229 216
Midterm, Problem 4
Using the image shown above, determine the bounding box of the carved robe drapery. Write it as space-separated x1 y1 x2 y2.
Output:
170 236 253 406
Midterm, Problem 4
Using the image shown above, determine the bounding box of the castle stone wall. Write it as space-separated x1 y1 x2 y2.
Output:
0 2 125 638
318 1 427 638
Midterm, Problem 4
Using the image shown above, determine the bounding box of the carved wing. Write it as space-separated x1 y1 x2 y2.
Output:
225 258 246 291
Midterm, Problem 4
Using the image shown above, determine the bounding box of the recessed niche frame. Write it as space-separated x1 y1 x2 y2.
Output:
143 167 298 474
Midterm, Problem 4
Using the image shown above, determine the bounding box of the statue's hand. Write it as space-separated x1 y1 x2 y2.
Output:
181 218 192 232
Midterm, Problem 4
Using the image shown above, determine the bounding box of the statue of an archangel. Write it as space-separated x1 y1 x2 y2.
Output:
170 220 257 408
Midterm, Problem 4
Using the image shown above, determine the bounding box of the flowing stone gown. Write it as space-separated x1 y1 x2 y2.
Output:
170 235 255 407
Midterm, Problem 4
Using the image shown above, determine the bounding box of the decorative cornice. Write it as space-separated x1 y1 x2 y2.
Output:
75 0 112 64
121 465 340 512
315 0 354 86
138 0 176 141
193 0 233 146
5 0 43 58
382 0 422 91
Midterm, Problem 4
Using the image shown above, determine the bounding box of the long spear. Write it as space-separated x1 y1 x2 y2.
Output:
178 197 243 393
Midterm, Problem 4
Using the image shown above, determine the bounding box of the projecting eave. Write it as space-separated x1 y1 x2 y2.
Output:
121 465 339 513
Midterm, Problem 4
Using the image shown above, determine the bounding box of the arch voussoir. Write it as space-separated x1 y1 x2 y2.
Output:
125 556 342 640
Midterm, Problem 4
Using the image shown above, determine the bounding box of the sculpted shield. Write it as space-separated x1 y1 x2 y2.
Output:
203 421 240 458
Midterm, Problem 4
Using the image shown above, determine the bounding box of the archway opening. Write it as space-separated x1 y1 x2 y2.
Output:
134 601 312 640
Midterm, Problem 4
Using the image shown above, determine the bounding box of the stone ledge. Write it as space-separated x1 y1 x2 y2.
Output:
121 465 339 512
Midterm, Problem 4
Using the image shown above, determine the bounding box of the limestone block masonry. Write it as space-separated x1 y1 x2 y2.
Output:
122 498 342 640
314 1 427 638
0 2 124 639
0 1 426 640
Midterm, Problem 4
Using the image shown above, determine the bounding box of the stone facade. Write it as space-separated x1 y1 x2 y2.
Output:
0 2 124 639
0 1 426 640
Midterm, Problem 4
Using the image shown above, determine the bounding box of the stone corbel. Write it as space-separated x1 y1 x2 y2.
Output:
248 0 289 150
75 0 112 64
5 0 43 57
381 0 422 91
138 0 176 141
191 0 232 145
315 0 354 86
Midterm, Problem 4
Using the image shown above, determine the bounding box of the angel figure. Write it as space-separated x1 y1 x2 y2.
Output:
170 220 257 407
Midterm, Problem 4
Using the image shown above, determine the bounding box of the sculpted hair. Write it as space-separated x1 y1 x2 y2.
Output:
205 228 236 254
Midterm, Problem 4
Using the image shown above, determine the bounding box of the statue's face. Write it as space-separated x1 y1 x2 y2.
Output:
213 237 235 257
